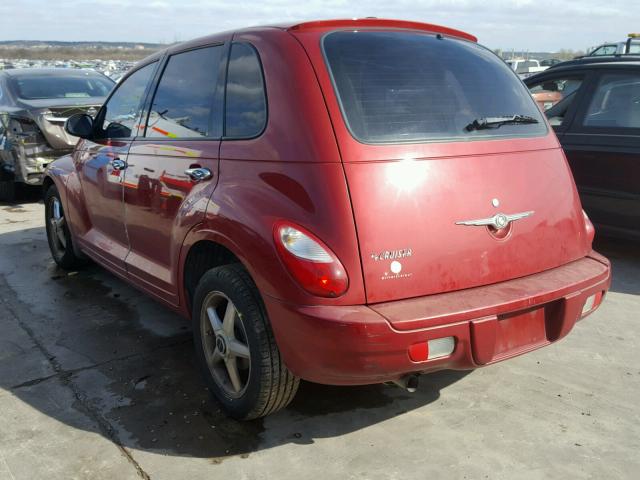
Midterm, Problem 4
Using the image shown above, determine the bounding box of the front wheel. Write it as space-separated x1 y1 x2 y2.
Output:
45 184 87 270
192 264 299 420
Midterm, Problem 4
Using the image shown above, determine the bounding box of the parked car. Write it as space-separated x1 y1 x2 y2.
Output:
525 58 640 239
587 34 640 56
505 58 548 77
540 58 562 67
0 68 114 201
44 18 610 419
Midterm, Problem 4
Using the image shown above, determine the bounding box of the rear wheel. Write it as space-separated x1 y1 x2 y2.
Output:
45 185 86 269
192 264 299 420
0 180 16 202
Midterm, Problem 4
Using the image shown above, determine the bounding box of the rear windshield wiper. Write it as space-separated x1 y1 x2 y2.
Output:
465 115 539 132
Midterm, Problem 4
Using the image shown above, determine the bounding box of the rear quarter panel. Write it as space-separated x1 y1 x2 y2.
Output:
192 28 366 307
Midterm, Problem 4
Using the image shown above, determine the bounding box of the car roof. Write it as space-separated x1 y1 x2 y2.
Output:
0 68 112 80
524 60 640 83
278 18 477 42
545 55 640 70
128 18 478 79
153 17 477 58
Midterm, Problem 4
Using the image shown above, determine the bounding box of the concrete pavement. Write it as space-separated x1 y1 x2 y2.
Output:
0 198 638 479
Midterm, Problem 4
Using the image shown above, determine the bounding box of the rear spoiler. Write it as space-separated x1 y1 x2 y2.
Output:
287 18 477 43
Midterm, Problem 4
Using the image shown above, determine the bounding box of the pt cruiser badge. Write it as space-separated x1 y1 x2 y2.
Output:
456 211 534 229
370 248 413 261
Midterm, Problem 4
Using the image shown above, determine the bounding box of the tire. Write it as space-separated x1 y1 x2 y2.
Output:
44 184 87 270
192 264 299 420
0 180 16 202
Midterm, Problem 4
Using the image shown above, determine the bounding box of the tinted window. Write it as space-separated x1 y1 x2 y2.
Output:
323 31 546 144
225 43 267 138
99 62 156 139
10 74 113 100
528 76 584 125
146 46 224 139
584 73 640 129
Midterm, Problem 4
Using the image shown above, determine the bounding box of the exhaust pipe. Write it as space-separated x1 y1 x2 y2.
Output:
390 374 419 393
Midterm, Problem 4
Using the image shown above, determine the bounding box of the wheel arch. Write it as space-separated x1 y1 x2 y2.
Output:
41 174 55 196
179 227 260 317
42 155 74 211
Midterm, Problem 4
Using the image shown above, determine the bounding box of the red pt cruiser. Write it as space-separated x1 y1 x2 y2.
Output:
44 19 611 419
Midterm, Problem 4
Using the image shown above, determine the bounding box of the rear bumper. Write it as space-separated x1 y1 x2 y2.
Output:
264 252 610 385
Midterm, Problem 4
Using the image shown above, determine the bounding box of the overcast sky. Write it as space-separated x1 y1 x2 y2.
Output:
0 0 636 51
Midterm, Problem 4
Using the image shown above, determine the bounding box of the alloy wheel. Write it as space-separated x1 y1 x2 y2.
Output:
200 291 252 398
48 197 67 256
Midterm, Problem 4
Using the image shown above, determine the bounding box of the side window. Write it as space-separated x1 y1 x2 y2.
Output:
528 76 584 126
224 43 267 138
146 46 224 139
590 45 617 56
98 62 156 139
583 73 640 129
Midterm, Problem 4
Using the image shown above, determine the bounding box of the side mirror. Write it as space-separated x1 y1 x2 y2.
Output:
105 122 132 139
65 113 94 139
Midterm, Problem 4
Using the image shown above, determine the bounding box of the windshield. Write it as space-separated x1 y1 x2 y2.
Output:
323 31 546 144
11 74 114 100
590 45 618 56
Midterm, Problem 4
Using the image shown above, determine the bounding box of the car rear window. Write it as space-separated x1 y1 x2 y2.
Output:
323 31 547 144
11 74 114 100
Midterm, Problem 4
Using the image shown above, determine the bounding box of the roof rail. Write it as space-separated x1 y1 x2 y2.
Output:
287 18 477 42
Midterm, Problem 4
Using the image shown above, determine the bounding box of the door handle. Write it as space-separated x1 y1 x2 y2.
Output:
185 167 212 182
112 158 127 171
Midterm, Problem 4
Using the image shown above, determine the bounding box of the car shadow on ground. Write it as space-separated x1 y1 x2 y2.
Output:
593 234 640 295
0 184 43 205
0 224 470 461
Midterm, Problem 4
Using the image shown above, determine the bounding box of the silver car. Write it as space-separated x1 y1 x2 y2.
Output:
588 35 640 56
0 68 114 201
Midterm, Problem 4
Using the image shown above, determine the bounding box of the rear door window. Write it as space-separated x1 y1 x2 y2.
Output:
528 76 584 126
224 43 267 138
145 45 225 139
323 31 547 144
583 73 640 129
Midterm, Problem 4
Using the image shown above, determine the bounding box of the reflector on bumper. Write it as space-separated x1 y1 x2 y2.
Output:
427 337 456 359
408 336 455 362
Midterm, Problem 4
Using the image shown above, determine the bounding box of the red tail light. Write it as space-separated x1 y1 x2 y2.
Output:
273 221 349 297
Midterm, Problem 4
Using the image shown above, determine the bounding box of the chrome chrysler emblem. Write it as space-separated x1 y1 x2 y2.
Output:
456 211 534 229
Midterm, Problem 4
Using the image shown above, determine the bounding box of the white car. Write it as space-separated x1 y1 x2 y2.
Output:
505 59 548 78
